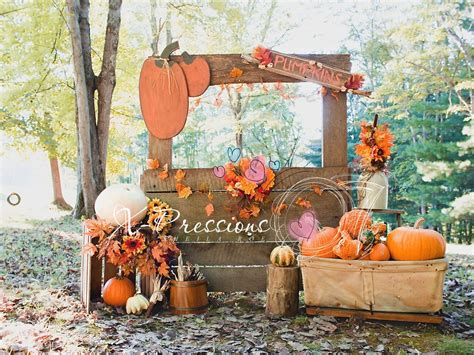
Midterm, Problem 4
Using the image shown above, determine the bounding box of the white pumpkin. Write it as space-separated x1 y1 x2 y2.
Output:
95 184 148 226
126 293 150 315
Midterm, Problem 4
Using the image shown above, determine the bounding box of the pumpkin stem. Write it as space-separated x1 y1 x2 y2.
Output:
182 51 194 65
160 41 180 59
414 217 425 229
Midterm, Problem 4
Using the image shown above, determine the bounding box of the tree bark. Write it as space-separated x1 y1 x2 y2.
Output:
97 0 122 193
49 156 73 210
266 265 299 317
67 0 97 217
68 0 123 218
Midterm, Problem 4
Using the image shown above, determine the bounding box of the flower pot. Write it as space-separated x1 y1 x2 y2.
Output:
358 171 388 209
169 280 208 315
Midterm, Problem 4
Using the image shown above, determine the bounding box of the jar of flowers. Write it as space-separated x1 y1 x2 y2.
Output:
355 114 394 209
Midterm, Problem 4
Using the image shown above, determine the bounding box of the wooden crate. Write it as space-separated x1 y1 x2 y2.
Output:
81 53 352 309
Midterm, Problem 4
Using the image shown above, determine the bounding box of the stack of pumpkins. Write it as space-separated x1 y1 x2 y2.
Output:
301 210 446 261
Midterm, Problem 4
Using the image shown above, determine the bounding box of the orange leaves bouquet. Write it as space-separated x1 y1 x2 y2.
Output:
83 198 180 278
355 114 394 172
222 156 275 219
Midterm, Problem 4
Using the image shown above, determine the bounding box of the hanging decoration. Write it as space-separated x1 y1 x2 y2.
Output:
242 46 371 96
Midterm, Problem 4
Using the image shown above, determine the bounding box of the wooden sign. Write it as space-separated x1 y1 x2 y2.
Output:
242 47 370 95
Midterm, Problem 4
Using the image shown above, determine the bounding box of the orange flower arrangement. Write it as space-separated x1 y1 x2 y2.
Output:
83 198 180 277
221 156 275 219
355 114 394 172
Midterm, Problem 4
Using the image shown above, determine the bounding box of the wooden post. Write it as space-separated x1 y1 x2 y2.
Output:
266 265 299 317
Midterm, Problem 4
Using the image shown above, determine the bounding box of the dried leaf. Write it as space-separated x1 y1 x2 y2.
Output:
296 197 312 208
205 203 214 217
146 158 160 170
175 169 186 182
158 262 170 277
176 183 192 199
229 67 243 78
81 242 97 256
159 164 169 180
312 185 323 196
272 203 287 215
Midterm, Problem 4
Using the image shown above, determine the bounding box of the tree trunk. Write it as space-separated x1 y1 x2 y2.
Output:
68 0 123 218
265 265 299 317
67 0 97 217
49 156 73 210
97 0 122 193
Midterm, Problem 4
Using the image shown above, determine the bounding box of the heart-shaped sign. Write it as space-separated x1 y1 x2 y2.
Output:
288 210 318 241
244 158 266 184
213 165 225 178
269 159 281 171
227 147 241 163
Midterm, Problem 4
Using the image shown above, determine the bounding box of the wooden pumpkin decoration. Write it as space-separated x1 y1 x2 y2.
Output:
126 293 150 315
369 243 391 261
270 245 295 267
339 210 372 238
103 276 135 307
139 41 189 139
332 230 363 260
300 227 340 258
178 51 210 97
94 184 148 226
387 218 446 261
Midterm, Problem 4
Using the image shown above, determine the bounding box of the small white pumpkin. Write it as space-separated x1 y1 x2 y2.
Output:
126 293 150 315
95 184 148 226
270 245 295 267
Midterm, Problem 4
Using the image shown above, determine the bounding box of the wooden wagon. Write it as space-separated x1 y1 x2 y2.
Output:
81 52 352 311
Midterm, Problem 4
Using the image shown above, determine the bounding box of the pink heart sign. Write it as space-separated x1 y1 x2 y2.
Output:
213 165 225 178
244 157 266 184
288 210 318 241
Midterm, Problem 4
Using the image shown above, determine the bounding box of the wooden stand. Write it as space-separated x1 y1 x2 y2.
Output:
306 307 443 324
266 265 299 317
356 208 405 226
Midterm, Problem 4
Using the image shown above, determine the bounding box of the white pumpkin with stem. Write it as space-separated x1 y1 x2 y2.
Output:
95 184 148 226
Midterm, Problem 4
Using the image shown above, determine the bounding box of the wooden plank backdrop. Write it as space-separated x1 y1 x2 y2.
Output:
81 53 351 305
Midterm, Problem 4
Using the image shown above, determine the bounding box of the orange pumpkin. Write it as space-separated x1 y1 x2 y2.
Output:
387 218 446 261
369 243 391 261
103 276 135 307
300 227 340 258
178 51 210 97
332 230 363 260
339 210 372 238
139 42 189 139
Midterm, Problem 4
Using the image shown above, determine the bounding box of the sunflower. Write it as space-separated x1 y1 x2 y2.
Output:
147 198 173 233
122 234 146 255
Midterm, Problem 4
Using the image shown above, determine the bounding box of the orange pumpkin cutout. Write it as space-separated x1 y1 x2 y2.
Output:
387 218 446 261
339 210 372 238
369 243 391 261
103 276 135 307
333 230 363 260
300 227 340 258
178 51 210 97
139 42 189 139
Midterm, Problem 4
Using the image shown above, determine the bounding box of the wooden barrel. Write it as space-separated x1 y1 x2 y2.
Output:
169 280 208 315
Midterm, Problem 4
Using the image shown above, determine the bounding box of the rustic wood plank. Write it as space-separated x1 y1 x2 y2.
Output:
306 307 443 324
148 136 172 169
141 166 350 192
89 255 102 301
80 234 91 311
178 241 298 266
266 265 300 317
168 54 351 86
147 190 347 242
202 266 267 292
322 92 347 167
103 262 118 286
